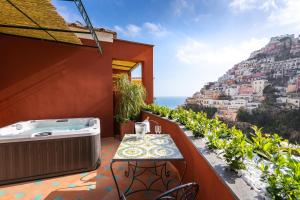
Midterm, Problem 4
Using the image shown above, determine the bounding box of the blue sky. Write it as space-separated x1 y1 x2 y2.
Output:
52 0 300 97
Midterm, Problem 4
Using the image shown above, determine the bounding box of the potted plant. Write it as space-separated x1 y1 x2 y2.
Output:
114 74 146 139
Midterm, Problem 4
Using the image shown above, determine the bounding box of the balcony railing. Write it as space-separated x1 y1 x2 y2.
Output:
142 104 300 200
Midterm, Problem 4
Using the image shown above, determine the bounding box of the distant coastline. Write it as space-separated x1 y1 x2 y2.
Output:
154 96 187 109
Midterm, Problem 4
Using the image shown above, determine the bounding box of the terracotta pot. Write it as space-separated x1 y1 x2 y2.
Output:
119 120 135 140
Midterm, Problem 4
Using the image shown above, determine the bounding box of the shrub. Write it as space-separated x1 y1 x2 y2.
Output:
144 104 300 198
223 127 253 170
207 120 230 150
248 126 283 160
115 74 146 123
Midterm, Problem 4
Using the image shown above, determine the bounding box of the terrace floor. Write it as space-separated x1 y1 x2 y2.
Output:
0 137 180 200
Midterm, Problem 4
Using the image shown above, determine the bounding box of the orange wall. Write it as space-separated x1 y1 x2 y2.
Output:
112 39 154 104
142 111 235 200
0 34 153 137
81 38 154 104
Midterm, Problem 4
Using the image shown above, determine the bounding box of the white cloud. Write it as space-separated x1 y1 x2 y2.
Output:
54 4 83 23
114 23 168 38
229 0 300 30
172 0 191 16
127 24 142 36
229 0 278 12
113 24 141 37
268 0 300 28
144 22 168 37
175 37 268 90
176 37 268 67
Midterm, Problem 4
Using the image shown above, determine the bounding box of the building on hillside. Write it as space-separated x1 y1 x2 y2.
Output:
225 85 239 97
286 97 300 109
232 94 254 101
276 97 300 109
202 90 221 99
276 97 288 104
216 108 238 121
228 99 247 110
238 84 253 96
297 76 300 91
275 86 286 96
192 91 203 99
252 79 268 96
197 99 230 108
246 102 261 112
287 84 297 93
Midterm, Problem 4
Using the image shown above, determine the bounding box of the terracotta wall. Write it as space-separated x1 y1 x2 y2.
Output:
81 38 154 104
112 39 154 104
0 34 153 137
0 34 114 136
142 111 235 200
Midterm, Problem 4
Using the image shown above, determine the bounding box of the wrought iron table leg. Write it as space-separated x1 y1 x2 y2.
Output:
111 160 186 199
124 161 130 177
180 161 187 185
124 161 138 195
164 162 170 177
110 160 121 199
154 161 158 175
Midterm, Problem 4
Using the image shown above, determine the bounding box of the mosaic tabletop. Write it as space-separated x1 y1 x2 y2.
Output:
112 134 184 161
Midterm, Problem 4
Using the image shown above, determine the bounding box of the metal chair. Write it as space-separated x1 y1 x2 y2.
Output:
120 182 199 200
120 193 126 200
154 182 199 200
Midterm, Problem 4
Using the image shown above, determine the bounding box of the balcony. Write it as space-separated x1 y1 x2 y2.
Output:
0 1 299 200
1 108 298 200
0 137 182 200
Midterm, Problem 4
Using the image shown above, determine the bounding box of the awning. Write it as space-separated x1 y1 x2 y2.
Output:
0 0 82 44
112 59 138 71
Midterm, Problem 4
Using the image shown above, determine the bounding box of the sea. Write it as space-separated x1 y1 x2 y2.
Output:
154 96 187 109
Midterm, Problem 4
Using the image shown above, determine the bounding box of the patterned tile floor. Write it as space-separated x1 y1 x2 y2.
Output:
0 137 179 200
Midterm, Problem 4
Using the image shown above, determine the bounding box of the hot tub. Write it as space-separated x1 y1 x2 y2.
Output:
0 118 101 185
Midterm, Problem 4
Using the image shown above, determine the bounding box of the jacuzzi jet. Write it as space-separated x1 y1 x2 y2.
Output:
35 132 52 137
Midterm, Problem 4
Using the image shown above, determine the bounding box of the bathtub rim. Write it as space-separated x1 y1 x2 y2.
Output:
0 117 100 144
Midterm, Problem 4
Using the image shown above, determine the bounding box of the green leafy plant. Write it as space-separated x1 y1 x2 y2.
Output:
185 119 205 137
157 106 171 118
224 127 253 170
248 126 283 160
207 121 230 150
144 104 171 118
115 74 146 123
176 108 192 125
144 104 300 198
264 155 300 200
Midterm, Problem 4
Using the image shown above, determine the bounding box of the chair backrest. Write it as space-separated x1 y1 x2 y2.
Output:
120 193 127 200
154 182 199 200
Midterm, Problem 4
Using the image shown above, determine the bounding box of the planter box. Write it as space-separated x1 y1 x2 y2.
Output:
119 120 135 140
142 111 263 200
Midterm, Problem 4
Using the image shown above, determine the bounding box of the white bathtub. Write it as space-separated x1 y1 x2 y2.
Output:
0 118 101 185
0 118 100 143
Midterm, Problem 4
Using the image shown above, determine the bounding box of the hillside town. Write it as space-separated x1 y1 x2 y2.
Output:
186 34 300 121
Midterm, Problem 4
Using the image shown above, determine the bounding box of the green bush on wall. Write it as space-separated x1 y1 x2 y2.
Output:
144 104 300 200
